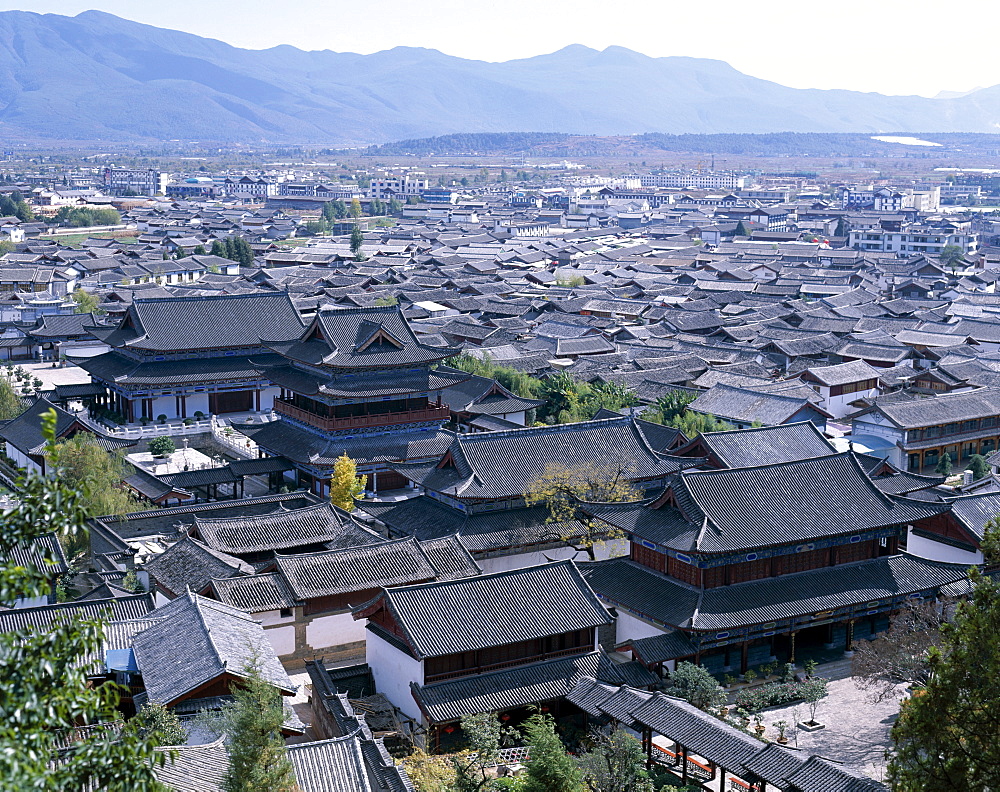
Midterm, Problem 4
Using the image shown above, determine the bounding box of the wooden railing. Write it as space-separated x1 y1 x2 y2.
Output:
273 398 450 431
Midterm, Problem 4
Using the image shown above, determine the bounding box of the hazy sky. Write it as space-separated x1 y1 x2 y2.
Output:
1 0 994 97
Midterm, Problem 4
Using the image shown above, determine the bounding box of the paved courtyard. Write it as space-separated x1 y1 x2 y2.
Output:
9 361 92 390
753 658 900 783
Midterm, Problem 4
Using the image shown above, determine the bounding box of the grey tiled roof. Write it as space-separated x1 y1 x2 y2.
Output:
582 554 970 632
209 572 298 612
411 649 637 724
131 592 295 705
144 536 254 597
364 560 612 659
274 534 479 600
288 734 414 792
689 383 828 426
393 416 688 500
358 496 589 555
265 305 458 370
684 421 836 468
92 292 304 351
593 452 950 555
0 593 154 634
192 502 381 556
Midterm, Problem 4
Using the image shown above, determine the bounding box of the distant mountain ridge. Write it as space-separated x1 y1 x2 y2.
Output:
2 10 1000 144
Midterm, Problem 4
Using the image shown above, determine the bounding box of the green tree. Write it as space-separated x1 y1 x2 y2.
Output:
222 660 297 792
0 409 168 789
210 239 226 257
148 436 176 457
980 514 1000 565
325 199 348 220
0 376 23 420
349 198 363 219
329 452 366 511
834 217 847 237
192 245 207 256
47 434 147 548
733 220 750 237
374 295 398 306
388 197 403 214
521 714 582 792
660 661 727 712
578 728 654 792
939 244 965 270
350 224 365 261
127 701 186 747
889 569 1000 791
72 288 100 316
968 454 989 481
452 712 516 792
936 452 953 478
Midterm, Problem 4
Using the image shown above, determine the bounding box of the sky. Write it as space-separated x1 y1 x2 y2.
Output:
0 0 995 97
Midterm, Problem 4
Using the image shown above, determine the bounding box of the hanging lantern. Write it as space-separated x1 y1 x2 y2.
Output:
443 725 455 733
501 714 511 721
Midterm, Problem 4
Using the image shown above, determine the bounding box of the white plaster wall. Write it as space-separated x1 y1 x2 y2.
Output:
186 393 211 416
616 609 670 643
366 628 424 723
265 624 297 657
306 611 367 650
825 387 879 419
907 529 983 565
259 386 280 411
476 537 627 574
257 609 295 628
151 395 175 420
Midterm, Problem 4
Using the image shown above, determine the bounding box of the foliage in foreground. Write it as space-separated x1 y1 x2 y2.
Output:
659 661 726 712
0 409 166 789
222 659 297 792
889 569 1000 791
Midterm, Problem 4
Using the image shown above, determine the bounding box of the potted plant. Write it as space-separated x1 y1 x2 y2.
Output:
753 715 765 737
723 674 738 689
194 411 205 420
736 707 750 728
743 668 757 685
803 659 818 678
772 720 789 744
157 414 167 425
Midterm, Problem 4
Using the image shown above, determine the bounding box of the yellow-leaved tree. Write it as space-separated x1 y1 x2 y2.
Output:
524 462 639 561
329 452 367 511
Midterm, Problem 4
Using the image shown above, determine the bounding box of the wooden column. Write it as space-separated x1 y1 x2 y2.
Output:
255 389 261 411
740 641 749 674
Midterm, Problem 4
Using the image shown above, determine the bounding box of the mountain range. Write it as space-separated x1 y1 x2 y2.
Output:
3 10 1000 145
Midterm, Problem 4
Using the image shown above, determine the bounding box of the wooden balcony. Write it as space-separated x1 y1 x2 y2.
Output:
273 398 450 432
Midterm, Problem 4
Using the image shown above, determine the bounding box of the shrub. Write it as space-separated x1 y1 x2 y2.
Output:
156 414 167 425
148 437 176 457
734 678 829 713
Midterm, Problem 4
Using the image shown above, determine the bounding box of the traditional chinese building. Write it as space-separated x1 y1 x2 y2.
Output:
352 560 654 749
362 415 690 572
581 450 972 676
244 305 470 494
75 292 305 423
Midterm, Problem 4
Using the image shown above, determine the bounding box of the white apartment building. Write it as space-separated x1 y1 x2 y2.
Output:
850 222 978 255
223 176 279 199
102 168 169 197
369 175 430 200
636 172 746 190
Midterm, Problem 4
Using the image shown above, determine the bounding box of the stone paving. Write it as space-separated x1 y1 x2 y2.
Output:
12 361 92 390
751 658 900 783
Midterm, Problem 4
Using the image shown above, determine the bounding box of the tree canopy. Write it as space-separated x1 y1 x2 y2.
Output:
660 661 727 712
329 452 366 511
889 570 1000 791
222 659 297 792
0 409 167 789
